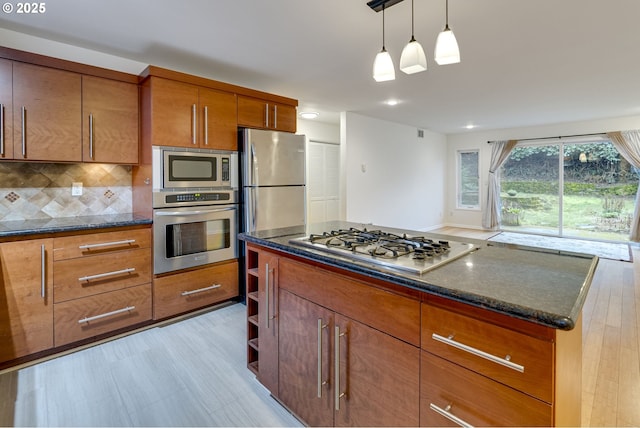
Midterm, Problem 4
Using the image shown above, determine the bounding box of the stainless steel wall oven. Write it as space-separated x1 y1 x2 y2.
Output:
152 147 239 275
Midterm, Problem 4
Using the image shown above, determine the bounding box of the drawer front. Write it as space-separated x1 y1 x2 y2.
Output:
53 228 151 261
421 351 552 427
153 261 239 320
422 303 553 402
54 248 152 303
54 283 152 347
279 257 420 346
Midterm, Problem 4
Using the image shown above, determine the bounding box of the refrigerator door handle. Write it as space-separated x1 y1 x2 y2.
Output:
248 187 258 233
250 142 257 187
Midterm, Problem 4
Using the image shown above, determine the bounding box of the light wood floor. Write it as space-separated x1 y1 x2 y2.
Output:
1 227 638 426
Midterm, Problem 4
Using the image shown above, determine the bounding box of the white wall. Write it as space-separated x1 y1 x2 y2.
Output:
343 112 447 231
446 115 640 229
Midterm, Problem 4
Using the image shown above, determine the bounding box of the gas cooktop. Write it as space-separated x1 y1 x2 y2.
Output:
289 228 478 275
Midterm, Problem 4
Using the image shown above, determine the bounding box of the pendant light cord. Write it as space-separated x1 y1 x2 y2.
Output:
382 4 386 50
445 0 450 30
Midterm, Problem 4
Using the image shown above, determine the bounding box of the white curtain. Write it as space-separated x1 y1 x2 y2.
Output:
482 140 518 230
607 130 640 241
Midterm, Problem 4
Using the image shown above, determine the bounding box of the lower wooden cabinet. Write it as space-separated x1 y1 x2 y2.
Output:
153 260 239 320
0 239 53 363
54 284 152 347
421 351 551 427
278 289 420 427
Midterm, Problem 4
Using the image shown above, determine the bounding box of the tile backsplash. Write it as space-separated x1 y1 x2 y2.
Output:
0 163 132 221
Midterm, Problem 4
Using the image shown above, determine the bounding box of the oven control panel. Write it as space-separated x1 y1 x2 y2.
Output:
165 192 231 203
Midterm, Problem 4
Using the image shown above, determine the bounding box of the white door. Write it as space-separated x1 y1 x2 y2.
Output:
307 141 340 223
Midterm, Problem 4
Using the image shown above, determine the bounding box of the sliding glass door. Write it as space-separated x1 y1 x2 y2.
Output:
499 139 637 242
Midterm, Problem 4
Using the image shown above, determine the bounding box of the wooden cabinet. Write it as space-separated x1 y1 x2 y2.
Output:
52 228 153 347
153 260 239 320
420 297 582 427
82 75 139 163
275 256 420 426
0 239 53 363
143 77 237 150
0 58 12 159
12 62 82 162
278 289 420 427
244 247 280 394
237 95 296 132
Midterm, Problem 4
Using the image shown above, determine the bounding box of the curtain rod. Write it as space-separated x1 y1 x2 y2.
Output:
487 132 607 144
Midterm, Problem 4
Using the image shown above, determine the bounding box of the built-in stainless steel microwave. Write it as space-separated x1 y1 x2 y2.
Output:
152 146 238 191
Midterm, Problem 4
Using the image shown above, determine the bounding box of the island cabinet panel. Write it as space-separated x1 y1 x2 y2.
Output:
12 62 82 162
0 239 53 363
277 257 420 346
82 75 139 164
421 351 552 427
256 251 279 395
0 58 13 159
152 260 239 320
143 77 237 150
422 302 554 403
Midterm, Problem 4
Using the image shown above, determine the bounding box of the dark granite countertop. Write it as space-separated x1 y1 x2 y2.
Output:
0 213 152 238
240 221 599 330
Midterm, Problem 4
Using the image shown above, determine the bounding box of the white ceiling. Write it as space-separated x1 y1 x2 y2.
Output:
1 0 639 133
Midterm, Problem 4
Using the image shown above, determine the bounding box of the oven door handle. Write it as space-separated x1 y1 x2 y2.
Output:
155 207 237 216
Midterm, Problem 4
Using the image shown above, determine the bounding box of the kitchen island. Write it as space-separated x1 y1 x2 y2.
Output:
240 221 598 427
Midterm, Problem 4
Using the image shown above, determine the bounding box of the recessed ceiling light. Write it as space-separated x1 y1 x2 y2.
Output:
385 99 399 106
465 124 476 129
299 111 319 119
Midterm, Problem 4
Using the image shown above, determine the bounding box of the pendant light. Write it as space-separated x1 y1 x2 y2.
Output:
434 0 460 65
372 4 395 82
399 0 427 74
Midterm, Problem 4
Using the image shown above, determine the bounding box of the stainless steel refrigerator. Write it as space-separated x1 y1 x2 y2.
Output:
240 128 306 233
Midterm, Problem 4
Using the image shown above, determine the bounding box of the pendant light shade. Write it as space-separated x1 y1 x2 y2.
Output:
400 0 427 74
373 48 396 81
434 0 460 65
373 4 395 82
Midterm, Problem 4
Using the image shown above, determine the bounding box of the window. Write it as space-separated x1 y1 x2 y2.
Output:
457 150 480 209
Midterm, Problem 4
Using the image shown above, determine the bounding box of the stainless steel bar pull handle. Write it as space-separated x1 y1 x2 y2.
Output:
0 103 4 155
317 319 328 398
265 103 269 128
181 283 221 296
265 263 270 329
78 306 135 324
192 103 197 144
79 239 136 250
334 325 346 411
273 104 277 129
40 244 46 298
79 267 135 282
430 403 474 428
432 333 525 373
21 106 26 157
89 113 94 159
204 105 209 145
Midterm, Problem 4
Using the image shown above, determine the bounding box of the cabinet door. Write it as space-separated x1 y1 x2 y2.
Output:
237 96 267 129
148 77 199 148
82 76 139 163
334 314 420 427
279 290 334 426
0 59 12 159
0 239 53 363
272 103 296 133
198 88 237 151
258 251 279 394
13 62 81 162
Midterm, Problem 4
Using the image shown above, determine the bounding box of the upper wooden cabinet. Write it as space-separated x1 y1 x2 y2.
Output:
82 75 139 164
0 58 12 159
13 62 82 162
143 77 237 150
238 96 296 133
